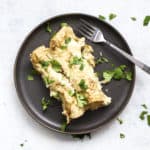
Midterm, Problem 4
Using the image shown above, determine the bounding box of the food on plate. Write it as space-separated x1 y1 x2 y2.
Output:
30 25 111 123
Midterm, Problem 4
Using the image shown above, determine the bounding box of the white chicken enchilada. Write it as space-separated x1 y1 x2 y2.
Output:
30 25 111 124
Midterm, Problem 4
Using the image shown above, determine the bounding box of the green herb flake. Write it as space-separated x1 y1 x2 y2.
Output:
41 97 51 111
102 65 132 83
103 71 114 82
141 104 148 109
50 59 62 72
43 76 54 86
79 63 84 71
109 13 117 20
72 133 91 140
120 133 125 139
143 16 150 26
125 71 132 81
139 111 148 120
40 60 50 67
60 45 67 50
60 22 68 27
20 143 24 147
96 57 109 64
65 37 71 44
69 56 84 70
76 93 87 107
117 118 123 125
61 121 67 132
27 75 34 81
131 17 136 21
98 15 106 21
46 23 52 33
68 90 75 97
147 115 150 126
79 79 88 91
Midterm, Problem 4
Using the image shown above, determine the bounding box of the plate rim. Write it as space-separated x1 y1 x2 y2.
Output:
14 13 136 134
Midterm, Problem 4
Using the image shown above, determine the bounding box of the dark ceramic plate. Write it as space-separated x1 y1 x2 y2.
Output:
14 13 135 134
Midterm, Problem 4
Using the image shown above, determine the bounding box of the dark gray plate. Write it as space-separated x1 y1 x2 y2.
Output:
14 13 135 134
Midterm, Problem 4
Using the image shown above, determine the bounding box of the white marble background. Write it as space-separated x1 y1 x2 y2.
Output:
0 0 150 149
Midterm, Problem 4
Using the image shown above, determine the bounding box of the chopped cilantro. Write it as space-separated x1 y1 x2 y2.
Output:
50 59 62 72
27 75 34 80
60 45 67 50
125 71 132 81
68 90 75 96
79 79 88 91
46 23 52 33
60 22 68 27
141 104 148 109
76 93 87 107
102 65 132 83
143 16 150 26
96 57 109 64
79 63 84 70
120 133 125 139
109 13 117 20
131 17 136 21
139 111 148 120
117 118 123 124
98 15 106 20
65 37 71 44
147 115 150 126
20 143 24 147
40 60 50 67
61 121 67 132
69 56 84 70
72 133 91 139
41 97 51 111
43 76 54 86
103 71 114 82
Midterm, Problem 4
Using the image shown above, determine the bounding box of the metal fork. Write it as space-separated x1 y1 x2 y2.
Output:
79 19 150 74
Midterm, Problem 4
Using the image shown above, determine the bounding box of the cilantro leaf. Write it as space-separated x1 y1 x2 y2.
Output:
79 79 88 91
139 111 148 120
61 121 67 132
46 23 52 33
69 56 84 70
143 16 150 26
141 104 148 109
109 13 117 20
60 22 68 27
96 57 109 64
76 93 87 107
50 59 62 72
65 37 71 44
98 15 106 21
125 71 132 81
117 118 123 124
43 76 54 86
41 97 51 111
68 90 75 97
27 75 34 80
120 133 125 139
60 45 67 50
72 133 91 139
103 71 114 82
131 17 136 21
147 115 150 126
40 60 50 67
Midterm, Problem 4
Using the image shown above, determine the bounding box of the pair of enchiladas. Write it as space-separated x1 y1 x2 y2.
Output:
30 25 111 123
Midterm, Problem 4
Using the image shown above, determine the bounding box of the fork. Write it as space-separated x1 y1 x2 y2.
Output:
79 19 150 74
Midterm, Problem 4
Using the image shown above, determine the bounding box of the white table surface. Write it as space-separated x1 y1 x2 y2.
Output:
0 0 150 149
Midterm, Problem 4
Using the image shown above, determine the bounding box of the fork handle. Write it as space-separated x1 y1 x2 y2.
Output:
105 40 150 74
